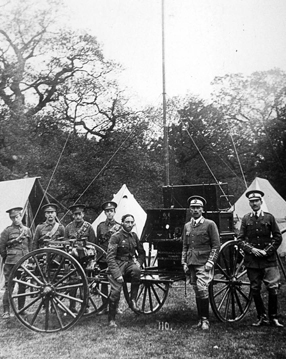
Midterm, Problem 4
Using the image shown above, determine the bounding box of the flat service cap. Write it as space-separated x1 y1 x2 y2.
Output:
102 201 117 211
42 203 58 212
6 207 23 217
246 190 264 201
69 204 86 213
187 195 207 207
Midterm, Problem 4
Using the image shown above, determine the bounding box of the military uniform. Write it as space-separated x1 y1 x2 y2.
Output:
237 189 283 327
181 195 220 330
33 221 65 249
65 220 96 243
107 226 145 325
65 204 96 313
0 208 32 317
97 219 121 252
96 201 121 314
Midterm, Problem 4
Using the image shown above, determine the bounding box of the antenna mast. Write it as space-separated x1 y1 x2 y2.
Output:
162 0 170 185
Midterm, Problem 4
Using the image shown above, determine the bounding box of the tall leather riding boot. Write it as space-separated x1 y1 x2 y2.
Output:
268 294 283 327
108 300 117 327
3 289 9 313
192 297 203 329
252 293 266 318
130 283 140 311
200 298 209 320
18 284 26 311
268 293 278 320
195 297 201 319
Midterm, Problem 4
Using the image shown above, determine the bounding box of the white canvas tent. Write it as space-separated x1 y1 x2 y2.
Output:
233 177 286 255
0 177 48 288
92 184 147 238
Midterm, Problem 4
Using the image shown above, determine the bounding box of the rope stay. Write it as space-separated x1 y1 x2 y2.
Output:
183 124 232 208
28 132 71 230
227 122 248 190
60 125 139 221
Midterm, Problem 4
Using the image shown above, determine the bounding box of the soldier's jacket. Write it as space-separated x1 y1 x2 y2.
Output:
181 217 220 266
33 221 65 250
237 211 282 269
97 219 121 252
64 220 96 244
106 229 145 279
0 224 32 264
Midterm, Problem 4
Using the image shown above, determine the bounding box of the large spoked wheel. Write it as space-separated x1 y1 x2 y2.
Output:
209 240 252 323
8 248 88 333
83 243 110 316
123 274 170 315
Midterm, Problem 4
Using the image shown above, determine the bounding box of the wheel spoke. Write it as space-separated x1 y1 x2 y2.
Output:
210 240 252 322
150 284 162 305
147 285 153 312
217 286 230 311
51 299 64 329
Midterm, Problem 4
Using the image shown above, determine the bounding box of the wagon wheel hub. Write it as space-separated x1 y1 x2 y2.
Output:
41 285 54 296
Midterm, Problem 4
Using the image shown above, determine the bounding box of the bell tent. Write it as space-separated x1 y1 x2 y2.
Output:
92 184 147 238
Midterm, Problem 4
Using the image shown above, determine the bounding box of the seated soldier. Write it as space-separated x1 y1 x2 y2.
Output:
106 214 145 327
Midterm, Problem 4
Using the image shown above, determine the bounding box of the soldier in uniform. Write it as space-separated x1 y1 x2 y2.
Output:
96 201 121 315
106 214 145 327
0 207 32 319
237 190 283 327
33 203 65 249
181 196 220 331
64 204 96 313
64 204 96 244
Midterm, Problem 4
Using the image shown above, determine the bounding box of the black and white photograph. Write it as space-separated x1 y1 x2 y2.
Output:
0 0 286 358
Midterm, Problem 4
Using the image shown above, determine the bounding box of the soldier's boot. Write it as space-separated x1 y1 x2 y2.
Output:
18 284 26 314
69 288 78 314
2 304 10 319
130 283 140 311
108 301 117 328
252 293 268 326
192 297 202 329
200 298 210 331
268 292 283 327
97 291 109 315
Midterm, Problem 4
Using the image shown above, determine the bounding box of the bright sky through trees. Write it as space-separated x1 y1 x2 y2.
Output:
64 0 286 106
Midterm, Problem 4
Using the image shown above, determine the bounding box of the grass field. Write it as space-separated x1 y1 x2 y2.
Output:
0 280 286 359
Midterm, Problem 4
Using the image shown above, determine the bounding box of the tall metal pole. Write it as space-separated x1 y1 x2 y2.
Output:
162 0 170 186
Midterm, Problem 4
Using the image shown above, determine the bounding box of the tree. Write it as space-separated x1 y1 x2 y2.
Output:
211 68 286 197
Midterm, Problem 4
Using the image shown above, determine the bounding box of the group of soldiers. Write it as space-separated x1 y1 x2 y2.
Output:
0 200 145 327
0 189 284 329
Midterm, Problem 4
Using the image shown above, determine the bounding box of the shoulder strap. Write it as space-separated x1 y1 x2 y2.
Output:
48 222 60 238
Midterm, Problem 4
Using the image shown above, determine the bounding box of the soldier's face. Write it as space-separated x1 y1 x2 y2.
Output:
10 213 22 226
45 210 56 222
190 206 203 219
105 209 115 220
122 216 134 232
73 211 84 222
249 199 262 211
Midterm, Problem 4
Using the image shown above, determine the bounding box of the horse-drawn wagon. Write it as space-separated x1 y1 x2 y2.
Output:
8 182 284 332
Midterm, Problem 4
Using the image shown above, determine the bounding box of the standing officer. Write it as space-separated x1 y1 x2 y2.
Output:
33 203 65 249
237 190 283 327
96 201 121 315
106 214 145 327
64 204 96 313
0 207 32 318
181 196 220 331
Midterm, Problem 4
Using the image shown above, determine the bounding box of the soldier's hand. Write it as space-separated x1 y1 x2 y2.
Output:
251 248 266 257
116 276 124 283
205 261 213 271
134 259 141 268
